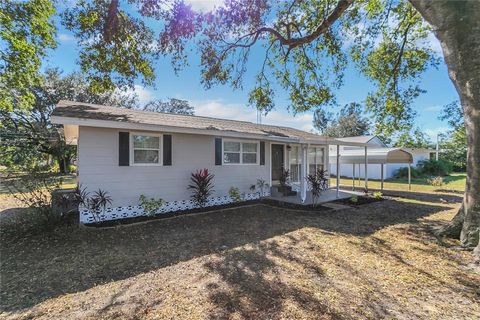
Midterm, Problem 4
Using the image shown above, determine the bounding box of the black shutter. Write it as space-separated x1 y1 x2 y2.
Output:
215 138 222 165
260 141 265 165
163 135 172 166
119 132 129 166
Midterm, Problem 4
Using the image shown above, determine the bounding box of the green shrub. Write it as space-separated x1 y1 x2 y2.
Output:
417 159 452 176
228 187 243 202
427 176 444 187
188 169 215 208
350 195 359 203
139 195 164 216
372 191 383 199
394 167 422 179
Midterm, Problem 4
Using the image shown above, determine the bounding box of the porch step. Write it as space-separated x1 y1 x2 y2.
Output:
271 185 298 197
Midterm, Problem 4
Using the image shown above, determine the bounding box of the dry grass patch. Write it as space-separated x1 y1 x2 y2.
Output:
1 191 479 319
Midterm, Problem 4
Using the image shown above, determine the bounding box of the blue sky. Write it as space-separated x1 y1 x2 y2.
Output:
46 0 458 142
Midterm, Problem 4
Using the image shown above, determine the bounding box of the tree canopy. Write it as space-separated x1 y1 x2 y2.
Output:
313 102 370 137
393 127 431 148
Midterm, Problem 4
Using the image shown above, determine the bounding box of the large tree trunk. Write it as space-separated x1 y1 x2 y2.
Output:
410 0 480 254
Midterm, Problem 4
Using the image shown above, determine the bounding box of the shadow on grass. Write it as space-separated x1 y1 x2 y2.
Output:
0 197 450 314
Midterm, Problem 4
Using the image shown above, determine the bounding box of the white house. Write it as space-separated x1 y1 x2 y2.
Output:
329 135 433 179
52 100 369 223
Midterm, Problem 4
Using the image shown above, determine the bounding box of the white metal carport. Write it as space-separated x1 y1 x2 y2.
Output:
330 147 414 194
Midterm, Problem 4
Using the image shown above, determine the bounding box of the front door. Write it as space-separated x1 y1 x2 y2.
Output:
271 144 284 182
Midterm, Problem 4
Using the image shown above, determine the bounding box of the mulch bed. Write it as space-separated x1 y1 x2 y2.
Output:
84 198 334 228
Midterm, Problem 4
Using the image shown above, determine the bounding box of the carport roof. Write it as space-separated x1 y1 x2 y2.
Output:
330 148 413 164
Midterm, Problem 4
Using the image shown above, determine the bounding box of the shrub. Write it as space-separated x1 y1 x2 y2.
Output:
3 172 67 232
394 167 422 179
418 159 452 176
188 169 214 208
279 168 290 187
139 195 164 216
350 195 359 203
228 187 243 202
306 169 329 207
86 189 112 221
372 191 383 199
255 179 270 197
427 176 444 187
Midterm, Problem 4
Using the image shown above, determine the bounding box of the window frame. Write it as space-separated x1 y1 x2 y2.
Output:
129 132 163 166
222 139 260 165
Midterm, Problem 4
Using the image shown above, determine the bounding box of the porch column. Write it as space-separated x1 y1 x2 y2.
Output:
408 163 411 191
364 146 368 192
336 144 340 198
381 163 384 191
352 163 355 190
300 145 308 202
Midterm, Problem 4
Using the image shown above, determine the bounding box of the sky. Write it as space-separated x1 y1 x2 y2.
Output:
45 0 459 142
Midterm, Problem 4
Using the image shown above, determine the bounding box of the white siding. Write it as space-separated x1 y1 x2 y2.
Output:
78 126 270 207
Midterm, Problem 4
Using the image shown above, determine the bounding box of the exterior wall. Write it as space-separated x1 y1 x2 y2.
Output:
78 126 271 208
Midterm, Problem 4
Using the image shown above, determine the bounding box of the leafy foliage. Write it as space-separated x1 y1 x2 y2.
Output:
417 159 451 177
372 191 383 199
314 102 370 137
0 0 56 111
438 101 467 171
349 195 359 204
62 0 157 92
427 176 444 187
255 178 270 197
139 194 164 216
306 168 329 207
228 187 243 202
393 127 431 148
188 169 215 207
394 166 421 179
143 98 194 115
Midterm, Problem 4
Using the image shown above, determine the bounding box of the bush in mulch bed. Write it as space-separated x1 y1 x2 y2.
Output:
84 198 333 228
332 195 384 206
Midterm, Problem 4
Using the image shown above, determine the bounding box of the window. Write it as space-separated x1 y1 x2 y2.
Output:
132 134 161 165
223 140 258 164
308 147 324 174
289 146 301 182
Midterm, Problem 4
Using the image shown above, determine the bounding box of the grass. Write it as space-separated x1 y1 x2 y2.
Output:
1 191 479 319
331 172 466 193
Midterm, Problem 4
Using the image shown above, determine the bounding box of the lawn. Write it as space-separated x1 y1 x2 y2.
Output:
1 191 479 319
331 172 466 193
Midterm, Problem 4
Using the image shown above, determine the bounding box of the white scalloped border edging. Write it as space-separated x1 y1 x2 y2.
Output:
79 191 271 224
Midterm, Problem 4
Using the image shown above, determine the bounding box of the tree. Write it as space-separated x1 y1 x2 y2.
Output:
0 0 56 111
144 98 194 115
394 127 431 148
314 102 370 137
438 101 467 171
10 1 480 251
0 69 139 173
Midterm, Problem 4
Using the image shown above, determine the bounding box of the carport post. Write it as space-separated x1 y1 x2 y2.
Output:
364 146 368 192
381 163 384 191
408 163 411 191
352 163 355 190
336 145 340 198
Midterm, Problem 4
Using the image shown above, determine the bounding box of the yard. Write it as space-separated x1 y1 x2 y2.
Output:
331 173 466 193
1 188 479 319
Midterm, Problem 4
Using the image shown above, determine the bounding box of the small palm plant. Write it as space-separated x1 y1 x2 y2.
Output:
188 169 215 208
256 179 270 197
87 189 112 221
306 169 328 207
279 167 290 187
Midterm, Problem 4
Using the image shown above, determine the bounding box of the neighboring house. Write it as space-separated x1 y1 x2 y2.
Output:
329 135 433 179
52 100 365 223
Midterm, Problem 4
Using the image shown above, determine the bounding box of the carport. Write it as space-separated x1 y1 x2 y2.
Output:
330 147 414 194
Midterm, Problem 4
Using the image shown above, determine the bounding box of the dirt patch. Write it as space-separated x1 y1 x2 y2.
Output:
1 193 479 319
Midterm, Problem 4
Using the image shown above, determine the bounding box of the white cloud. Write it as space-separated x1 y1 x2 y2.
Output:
58 33 75 42
193 99 315 132
123 85 155 105
184 0 223 12
423 105 442 112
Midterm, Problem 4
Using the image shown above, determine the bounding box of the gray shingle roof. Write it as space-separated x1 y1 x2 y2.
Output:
52 100 332 142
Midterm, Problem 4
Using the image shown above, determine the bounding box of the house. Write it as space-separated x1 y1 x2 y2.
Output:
51 100 368 223
328 135 433 179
